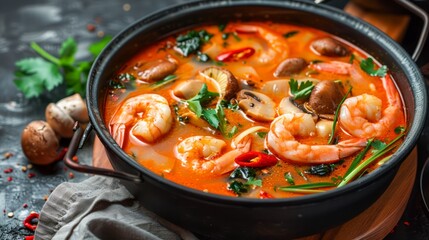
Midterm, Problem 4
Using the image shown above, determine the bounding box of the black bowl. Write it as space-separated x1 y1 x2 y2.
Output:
85 0 427 239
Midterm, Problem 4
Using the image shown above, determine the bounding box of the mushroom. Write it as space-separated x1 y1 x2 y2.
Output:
21 121 60 165
199 67 239 100
278 97 304 115
173 80 205 100
308 80 345 114
45 103 75 138
273 58 307 77
56 93 89 123
311 37 350 57
137 59 178 82
236 90 276 122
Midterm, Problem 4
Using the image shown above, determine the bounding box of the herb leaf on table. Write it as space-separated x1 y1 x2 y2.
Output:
14 36 112 98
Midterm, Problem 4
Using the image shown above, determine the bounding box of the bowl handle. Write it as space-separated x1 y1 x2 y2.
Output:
64 122 142 182
394 0 429 61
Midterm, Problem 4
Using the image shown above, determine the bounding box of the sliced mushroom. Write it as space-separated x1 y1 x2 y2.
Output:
311 37 350 57
137 59 177 82
56 93 89 123
308 80 345 114
45 103 75 138
237 90 276 122
21 120 60 165
273 58 307 77
199 67 239 100
173 80 205 100
278 97 304 115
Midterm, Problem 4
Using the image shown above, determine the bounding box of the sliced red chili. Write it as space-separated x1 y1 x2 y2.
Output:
235 151 278 168
23 212 39 231
259 190 274 199
216 47 255 62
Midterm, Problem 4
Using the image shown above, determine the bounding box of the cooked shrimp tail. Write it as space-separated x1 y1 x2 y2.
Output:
109 94 173 147
175 135 252 175
339 74 403 138
266 113 366 164
235 24 289 65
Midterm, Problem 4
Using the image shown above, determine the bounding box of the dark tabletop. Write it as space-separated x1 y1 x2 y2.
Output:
1 0 429 239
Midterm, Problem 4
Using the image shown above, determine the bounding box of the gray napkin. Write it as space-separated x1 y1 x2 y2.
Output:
35 176 199 240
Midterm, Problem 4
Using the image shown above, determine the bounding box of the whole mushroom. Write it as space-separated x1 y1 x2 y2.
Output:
21 121 60 165
45 103 75 138
56 93 89 123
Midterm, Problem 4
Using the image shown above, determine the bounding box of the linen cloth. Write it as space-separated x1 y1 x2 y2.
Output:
34 176 199 240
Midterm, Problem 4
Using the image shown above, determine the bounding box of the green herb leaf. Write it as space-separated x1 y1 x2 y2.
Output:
202 108 220 128
88 36 112 57
337 131 406 187
289 79 314 100
230 167 257 180
328 86 352 144
228 181 249 195
257 132 268 138
371 140 386 150
247 177 262 187
59 37 77 66
360 57 388 77
277 182 336 193
284 172 295 185
283 31 299 39
176 30 213 57
306 164 335 176
395 126 405 134
151 74 177 89
14 58 63 98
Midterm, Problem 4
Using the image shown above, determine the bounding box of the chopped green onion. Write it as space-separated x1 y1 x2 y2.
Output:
328 86 352 144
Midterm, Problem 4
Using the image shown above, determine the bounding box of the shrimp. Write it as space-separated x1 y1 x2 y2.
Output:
266 113 366 164
235 24 289 65
310 61 352 75
109 94 173 147
175 135 251 175
339 75 403 138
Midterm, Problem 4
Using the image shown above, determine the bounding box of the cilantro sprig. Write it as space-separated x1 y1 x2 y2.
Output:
14 36 112 98
289 79 314 100
360 57 388 77
183 84 237 137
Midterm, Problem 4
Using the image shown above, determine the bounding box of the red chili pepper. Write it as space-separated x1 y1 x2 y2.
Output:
235 151 278 168
259 190 274 199
216 47 255 62
23 212 39 231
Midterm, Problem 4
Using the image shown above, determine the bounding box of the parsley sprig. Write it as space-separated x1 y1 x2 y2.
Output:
184 84 237 137
289 79 314 100
14 36 112 98
360 57 388 77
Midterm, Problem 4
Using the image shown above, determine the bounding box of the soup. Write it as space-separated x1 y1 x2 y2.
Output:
104 22 406 198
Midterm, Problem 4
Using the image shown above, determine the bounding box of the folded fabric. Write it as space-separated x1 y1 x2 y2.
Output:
35 176 199 240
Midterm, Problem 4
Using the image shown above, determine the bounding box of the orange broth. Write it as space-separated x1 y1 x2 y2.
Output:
104 22 406 198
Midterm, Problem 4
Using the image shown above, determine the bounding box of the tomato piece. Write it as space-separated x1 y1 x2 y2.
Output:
235 151 278 168
259 190 274 199
216 47 255 62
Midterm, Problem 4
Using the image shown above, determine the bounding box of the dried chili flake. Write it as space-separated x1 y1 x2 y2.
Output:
3 152 13 159
72 156 79 162
68 172 75 179
25 236 34 240
7 176 12 182
28 173 36 178
23 212 39 231
3 168 13 173
86 23 96 32
23 203 28 208
403 221 411 226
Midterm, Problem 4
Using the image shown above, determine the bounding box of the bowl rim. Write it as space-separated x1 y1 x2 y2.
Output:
87 0 427 206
